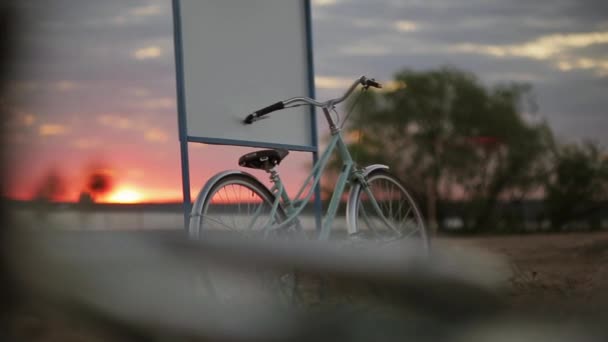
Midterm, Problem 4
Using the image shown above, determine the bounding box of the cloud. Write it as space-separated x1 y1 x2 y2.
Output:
72 138 101 149
76 1 167 28
350 18 419 33
127 87 151 97
39 124 68 136
11 112 37 127
452 31 608 60
22 113 36 126
130 4 163 17
313 0 340 6
133 46 162 60
138 97 175 110
54 80 81 92
382 80 408 92
394 20 418 32
98 115 133 129
449 31 608 76
315 75 405 92
556 57 608 76
315 76 353 89
144 128 169 143
95 114 172 143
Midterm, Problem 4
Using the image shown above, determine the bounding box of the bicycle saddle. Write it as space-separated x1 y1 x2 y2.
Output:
238 149 289 171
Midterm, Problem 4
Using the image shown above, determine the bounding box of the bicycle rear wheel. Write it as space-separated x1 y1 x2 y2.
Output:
190 173 283 239
189 172 295 305
347 170 429 251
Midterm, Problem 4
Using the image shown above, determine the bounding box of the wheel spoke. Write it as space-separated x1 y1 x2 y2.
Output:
192 175 300 307
245 202 266 231
352 171 427 248
363 185 402 236
201 214 238 232
359 200 379 237
229 184 238 229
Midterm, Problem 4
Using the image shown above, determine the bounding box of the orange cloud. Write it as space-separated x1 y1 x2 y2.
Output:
394 20 417 32
22 113 36 126
39 124 68 136
144 128 168 143
54 80 80 92
139 97 174 110
98 114 133 129
315 76 352 89
133 46 162 60
131 4 162 17
12 112 37 127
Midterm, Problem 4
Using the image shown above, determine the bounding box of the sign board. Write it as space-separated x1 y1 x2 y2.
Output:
173 0 316 151
172 0 319 228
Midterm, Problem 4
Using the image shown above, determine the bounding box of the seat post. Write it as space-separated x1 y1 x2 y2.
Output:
267 166 293 209
267 167 281 185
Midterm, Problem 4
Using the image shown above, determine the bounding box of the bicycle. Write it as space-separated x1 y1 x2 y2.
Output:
189 76 428 250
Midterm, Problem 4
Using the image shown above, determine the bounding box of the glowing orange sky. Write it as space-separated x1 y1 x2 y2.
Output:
4 140 313 203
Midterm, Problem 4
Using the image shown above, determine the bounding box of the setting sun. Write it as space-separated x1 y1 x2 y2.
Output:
105 188 143 204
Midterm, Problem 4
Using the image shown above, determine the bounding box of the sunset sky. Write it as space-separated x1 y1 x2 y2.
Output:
4 0 607 203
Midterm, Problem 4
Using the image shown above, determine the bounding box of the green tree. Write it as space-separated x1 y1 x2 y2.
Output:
545 141 608 230
332 67 551 232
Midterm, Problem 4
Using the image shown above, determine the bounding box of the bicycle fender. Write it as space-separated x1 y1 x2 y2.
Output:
361 164 389 177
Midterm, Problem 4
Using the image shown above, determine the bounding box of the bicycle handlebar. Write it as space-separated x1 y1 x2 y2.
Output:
243 101 284 124
243 76 381 124
363 78 382 89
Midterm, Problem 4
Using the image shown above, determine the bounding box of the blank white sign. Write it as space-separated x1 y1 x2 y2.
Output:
175 0 314 149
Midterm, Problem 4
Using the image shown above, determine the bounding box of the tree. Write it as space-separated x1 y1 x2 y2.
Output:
545 141 608 230
32 169 67 220
34 169 67 202
331 66 551 232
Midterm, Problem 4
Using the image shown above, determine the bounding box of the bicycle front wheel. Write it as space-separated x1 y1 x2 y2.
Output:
347 170 429 250
190 172 283 239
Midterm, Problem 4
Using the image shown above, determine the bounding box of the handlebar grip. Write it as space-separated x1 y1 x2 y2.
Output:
364 78 382 89
243 101 285 124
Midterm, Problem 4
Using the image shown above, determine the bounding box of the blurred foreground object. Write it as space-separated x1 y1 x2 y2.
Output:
5 229 606 341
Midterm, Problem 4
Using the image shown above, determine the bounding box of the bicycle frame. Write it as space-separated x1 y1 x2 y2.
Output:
234 76 393 240
263 109 366 240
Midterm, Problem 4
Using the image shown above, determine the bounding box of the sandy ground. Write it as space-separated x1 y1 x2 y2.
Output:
440 231 608 319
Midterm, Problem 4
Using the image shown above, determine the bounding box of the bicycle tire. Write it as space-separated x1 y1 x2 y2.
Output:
189 172 297 305
347 169 429 252
190 173 285 239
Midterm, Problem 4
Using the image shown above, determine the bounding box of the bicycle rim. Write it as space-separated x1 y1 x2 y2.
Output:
352 170 428 248
196 175 279 238
193 174 296 304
